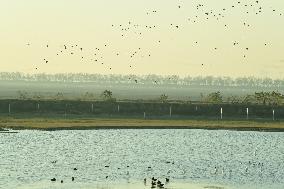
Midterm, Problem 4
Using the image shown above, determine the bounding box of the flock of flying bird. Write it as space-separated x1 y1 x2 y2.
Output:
27 1 282 83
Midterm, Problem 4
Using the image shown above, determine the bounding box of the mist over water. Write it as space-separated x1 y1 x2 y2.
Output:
0 129 283 189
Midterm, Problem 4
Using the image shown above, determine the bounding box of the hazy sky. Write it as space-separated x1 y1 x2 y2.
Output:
0 0 284 78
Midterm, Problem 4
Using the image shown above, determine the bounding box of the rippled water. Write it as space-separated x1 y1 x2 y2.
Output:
0 129 283 189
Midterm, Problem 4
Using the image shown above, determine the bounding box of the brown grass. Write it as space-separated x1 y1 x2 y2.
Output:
0 117 283 131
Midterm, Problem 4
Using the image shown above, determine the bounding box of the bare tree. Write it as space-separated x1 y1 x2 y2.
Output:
159 94 168 103
205 91 223 104
101 90 116 102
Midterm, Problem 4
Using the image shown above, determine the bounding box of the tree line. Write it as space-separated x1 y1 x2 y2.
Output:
1 90 283 120
0 72 284 88
201 91 284 106
15 90 284 106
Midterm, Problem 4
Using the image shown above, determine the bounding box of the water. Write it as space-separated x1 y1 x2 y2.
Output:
0 129 283 189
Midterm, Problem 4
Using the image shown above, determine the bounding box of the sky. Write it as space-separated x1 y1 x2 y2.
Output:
0 0 284 78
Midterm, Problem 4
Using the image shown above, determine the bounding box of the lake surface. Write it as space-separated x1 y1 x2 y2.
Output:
0 129 283 189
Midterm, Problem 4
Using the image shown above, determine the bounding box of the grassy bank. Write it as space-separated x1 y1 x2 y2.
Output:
0 116 284 131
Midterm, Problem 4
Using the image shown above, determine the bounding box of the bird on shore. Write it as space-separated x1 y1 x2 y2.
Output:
72 177 75 181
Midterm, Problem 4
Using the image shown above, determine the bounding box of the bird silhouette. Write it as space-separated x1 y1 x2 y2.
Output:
28 0 282 73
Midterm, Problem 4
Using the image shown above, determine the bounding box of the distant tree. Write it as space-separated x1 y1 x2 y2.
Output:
101 90 116 102
242 94 256 104
54 92 64 100
200 93 204 102
227 95 241 104
206 91 223 104
82 92 95 101
159 94 168 103
32 93 42 100
102 90 112 99
269 91 284 105
254 91 284 105
254 92 269 105
186 96 192 104
17 90 28 100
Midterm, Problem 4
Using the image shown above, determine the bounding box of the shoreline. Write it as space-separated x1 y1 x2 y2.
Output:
1 117 284 132
9 179 236 189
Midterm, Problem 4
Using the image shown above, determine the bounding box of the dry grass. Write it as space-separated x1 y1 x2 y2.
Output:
0 117 283 130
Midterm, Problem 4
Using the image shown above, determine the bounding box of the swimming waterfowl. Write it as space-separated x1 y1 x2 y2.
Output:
158 183 164 188
51 178 56 181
